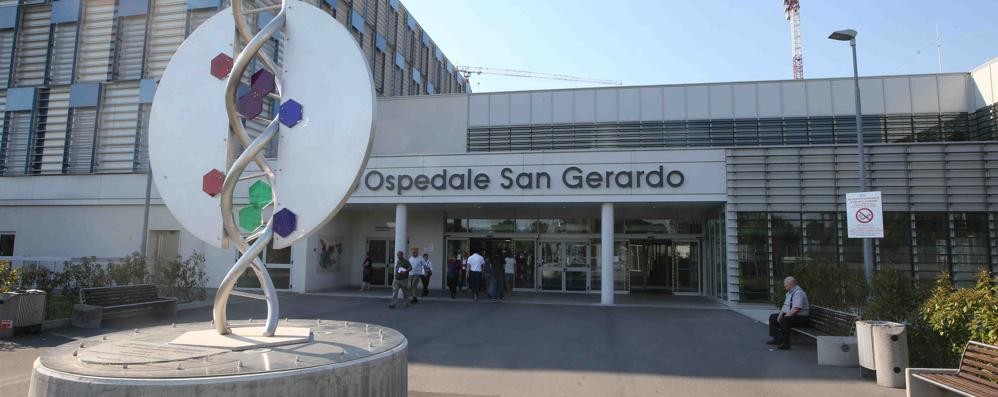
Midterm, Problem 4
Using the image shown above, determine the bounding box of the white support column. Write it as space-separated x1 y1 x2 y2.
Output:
394 204 407 259
601 203 614 305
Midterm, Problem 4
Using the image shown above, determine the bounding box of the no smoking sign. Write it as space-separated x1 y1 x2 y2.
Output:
846 192 884 238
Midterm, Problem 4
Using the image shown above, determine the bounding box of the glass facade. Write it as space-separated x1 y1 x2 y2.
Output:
468 108 998 152
734 211 997 302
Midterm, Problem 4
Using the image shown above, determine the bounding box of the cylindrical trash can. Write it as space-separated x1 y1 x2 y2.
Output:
855 320 877 371
871 321 908 388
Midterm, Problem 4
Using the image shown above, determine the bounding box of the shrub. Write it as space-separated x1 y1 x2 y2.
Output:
17 266 65 292
62 257 110 299
921 270 998 364
151 252 208 303
779 259 868 312
107 252 149 286
860 268 952 367
0 260 18 292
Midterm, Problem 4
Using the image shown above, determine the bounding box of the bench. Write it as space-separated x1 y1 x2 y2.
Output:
791 305 858 339
789 306 860 366
71 284 176 328
906 341 998 397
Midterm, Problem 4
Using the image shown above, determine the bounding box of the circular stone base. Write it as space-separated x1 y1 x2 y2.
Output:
29 320 407 397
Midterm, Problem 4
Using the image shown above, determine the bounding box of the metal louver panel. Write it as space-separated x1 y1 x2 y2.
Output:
77 0 117 82
186 8 216 35
114 16 147 80
31 86 71 174
13 5 51 87
373 50 384 93
1 111 33 175
66 107 97 174
48 23 78 85
145 0 186 79
0 30 13 88
134 103 150 171
333 0 348 25
95 81 139 173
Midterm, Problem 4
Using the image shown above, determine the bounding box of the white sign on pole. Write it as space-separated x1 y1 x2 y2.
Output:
846 191 884 238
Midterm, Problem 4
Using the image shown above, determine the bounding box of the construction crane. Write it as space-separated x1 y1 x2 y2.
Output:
457 66 622 86
785 0 803 79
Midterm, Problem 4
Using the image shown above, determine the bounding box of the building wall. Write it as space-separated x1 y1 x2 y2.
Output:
0 0 467 179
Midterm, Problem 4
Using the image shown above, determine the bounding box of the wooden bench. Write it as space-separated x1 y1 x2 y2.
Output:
907 341 998 397
791 305 858 340
71 284 176 328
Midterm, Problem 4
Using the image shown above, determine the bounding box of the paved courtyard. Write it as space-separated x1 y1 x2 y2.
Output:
1 291 903 397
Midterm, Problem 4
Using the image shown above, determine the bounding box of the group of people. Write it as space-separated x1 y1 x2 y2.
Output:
372 248 514 308
445 249 515 302
371 248 435 309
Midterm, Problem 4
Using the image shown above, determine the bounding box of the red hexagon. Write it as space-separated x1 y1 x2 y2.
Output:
210 53 234 80
202 169 224 197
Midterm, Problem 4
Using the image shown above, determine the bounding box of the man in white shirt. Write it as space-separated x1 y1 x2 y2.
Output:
503 252 516 297
408 248 425 304
466 250 485 301
767 276 811 350
420 253 433 297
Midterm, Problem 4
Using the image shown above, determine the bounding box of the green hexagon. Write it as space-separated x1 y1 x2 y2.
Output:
248 180 273 209
239 206 263 231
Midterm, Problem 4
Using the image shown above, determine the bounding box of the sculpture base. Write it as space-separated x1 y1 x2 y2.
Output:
28 320 407 397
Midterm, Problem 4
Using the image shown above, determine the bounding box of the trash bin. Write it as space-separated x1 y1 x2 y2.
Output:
856 320 877 371
871 321 908 388
0 289 47 336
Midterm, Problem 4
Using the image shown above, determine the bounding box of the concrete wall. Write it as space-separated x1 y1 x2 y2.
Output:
970 57 998 110
372 95 468 156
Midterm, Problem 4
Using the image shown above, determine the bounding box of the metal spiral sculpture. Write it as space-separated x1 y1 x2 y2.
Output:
212 0 289 337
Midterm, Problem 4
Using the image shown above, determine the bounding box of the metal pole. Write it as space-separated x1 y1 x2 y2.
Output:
851 39 874 287
140 170 152 257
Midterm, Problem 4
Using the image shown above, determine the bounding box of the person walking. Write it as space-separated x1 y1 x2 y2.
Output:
388 251 411 309
446 254 461 299
360 253 373 291
408 248 425 304
484 256 500 302
466 250 485 301
503 251 515 297
421 253 433 297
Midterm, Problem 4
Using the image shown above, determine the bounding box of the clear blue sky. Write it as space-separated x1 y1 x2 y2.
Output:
403 0 998 93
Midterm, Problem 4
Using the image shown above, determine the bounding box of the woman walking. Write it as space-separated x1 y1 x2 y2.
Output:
446 254 461 298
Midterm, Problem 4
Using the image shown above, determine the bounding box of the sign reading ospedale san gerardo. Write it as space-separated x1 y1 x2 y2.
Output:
349 150 728 202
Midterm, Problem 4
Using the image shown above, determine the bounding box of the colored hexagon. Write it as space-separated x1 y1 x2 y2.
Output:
279 99 303 127
248 180 273 209
250 69 275 95
272 208 297 238
238 206 263 231
210 53 233 80
202 169 224 197
238 92 265 119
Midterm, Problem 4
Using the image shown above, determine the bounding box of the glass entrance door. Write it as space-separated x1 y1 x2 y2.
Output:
513 240 535 289
628 241 673 291
673 241 700 293
538 240 589 292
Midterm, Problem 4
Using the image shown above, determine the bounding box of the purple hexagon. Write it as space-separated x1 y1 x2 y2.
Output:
279 99 303 127
250 69 275 95
272 208 297 238
210 53 233 80
238 92 265 119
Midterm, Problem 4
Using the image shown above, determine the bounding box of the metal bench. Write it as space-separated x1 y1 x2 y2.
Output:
907 341 998 397
71 284 176 328
791 305 858 339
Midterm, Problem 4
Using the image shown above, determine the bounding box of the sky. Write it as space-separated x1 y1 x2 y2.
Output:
403 0 998 93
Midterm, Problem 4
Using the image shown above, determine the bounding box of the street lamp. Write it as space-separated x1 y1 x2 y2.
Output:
829 28 874 287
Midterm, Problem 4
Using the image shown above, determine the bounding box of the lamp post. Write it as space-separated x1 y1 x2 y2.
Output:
829 29 874 287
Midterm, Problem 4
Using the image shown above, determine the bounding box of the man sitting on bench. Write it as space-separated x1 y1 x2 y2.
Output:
767 276 810 350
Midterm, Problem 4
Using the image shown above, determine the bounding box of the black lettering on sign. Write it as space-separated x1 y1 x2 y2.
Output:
364 171 384 190
563 167 583 189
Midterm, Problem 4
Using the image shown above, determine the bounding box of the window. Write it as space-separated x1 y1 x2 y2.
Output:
770 213 802 279
802 213 836 263
950 213 990 286
736 213 769 302
236 244 292 289
876 213 912 272
0 233 14 256
913 213 948 280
